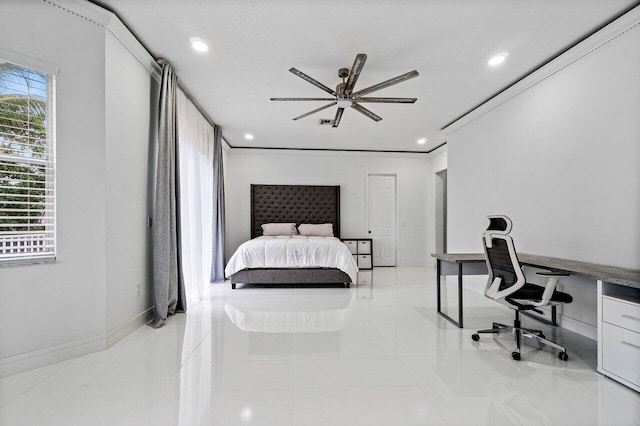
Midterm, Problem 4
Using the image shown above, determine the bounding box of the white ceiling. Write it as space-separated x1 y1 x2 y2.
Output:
95 0 636 152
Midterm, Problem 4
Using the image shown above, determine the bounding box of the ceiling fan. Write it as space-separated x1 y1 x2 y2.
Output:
270 53 419 128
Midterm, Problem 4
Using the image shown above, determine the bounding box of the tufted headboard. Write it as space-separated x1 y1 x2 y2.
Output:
251 184 340 239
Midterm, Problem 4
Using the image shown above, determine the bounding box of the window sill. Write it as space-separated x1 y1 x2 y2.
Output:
0 258 58 268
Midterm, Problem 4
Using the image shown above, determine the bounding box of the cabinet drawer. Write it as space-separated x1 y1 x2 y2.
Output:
358 240 371 255
343 240 357 254
358 254 372 270
603 296 640 332
602 322 640 387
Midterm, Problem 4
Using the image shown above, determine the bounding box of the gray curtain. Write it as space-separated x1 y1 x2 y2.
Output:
152 61 186 328
210 126 226 283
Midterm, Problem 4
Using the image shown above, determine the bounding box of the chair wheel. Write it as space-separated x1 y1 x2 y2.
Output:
511 352 521 361
471 334 480 341
559 352 568 361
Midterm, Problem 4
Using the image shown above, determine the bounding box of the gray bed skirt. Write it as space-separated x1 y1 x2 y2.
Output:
230 268 351 289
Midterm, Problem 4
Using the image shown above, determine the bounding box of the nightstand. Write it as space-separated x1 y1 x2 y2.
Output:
341 238 373 270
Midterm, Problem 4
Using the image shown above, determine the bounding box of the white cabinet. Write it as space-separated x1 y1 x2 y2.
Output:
358 255 372 269
343 240 357 255
341 238 373 270
598 284 640 392
358 240 371 255
601 322 640 388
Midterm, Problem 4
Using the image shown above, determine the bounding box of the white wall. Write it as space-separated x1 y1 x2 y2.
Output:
105 32 157 338
444 12 640 338
446 18 640 270
0 0 157 376
225 149 430 266
425 148 447 267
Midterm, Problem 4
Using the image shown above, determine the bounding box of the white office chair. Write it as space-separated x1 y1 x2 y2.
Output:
471 215 573 361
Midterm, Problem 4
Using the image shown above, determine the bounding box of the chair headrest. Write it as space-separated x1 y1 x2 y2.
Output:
486 215 512 235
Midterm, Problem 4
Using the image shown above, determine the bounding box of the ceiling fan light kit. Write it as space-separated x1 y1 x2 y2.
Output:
336 98 353 108
270 53 419 128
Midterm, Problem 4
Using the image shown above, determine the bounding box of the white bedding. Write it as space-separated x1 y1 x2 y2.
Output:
225 236 358 283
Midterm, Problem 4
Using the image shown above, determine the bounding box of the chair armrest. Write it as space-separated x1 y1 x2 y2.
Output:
536 272 569 306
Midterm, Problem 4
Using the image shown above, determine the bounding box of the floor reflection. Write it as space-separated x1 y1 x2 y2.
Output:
224 292 353 333
2 268 640 426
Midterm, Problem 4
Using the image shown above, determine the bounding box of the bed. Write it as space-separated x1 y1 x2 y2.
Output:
225 184 358 289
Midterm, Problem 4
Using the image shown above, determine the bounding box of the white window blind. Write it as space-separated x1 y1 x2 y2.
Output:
0 59 55 263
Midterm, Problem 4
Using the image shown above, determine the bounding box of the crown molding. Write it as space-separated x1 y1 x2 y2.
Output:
425 142 447 158
442 5 640 136
224 145 433 158
44 0 161 81
221 138 233 153
105 16 162 81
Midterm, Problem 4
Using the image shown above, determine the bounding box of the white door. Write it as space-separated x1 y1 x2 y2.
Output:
367 174 397 266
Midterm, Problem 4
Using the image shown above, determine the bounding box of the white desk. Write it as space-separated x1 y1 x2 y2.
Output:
431 252 640 392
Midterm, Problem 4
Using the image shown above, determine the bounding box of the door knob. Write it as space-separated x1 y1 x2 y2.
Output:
368 230 371 234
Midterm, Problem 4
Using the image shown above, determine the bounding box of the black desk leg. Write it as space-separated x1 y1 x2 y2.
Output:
436 260 464 328
436 259 442 313
458 262 463 328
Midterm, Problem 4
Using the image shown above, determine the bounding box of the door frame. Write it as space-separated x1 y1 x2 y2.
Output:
365 172 399 266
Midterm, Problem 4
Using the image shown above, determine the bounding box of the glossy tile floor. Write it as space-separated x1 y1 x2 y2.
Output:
2 267 640 425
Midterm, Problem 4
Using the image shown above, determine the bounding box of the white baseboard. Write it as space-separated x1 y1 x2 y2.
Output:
0 335 106 378
0 307 154 378
559 315 598 341
106 307 154 347
397 262 429 267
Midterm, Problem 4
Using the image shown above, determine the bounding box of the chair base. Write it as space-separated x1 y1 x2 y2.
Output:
471 311 568 361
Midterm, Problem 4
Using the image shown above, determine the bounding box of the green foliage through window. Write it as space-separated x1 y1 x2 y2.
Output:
0 60 54 260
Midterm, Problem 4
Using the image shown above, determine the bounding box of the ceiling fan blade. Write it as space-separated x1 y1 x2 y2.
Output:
357 97 417 103
332 107 345 127
351 103 382 122
352 70 419 97
289 68 337 96
344 53 367 95
292 102 336 121
271 97 336 101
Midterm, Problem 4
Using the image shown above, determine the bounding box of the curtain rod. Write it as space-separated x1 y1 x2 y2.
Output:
154 58 218 131
79 2 218 131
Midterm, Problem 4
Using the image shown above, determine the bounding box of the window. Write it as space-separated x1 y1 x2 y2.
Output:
0 59 55 263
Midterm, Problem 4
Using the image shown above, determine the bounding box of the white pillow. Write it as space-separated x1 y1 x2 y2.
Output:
298 223 334 237
261 223 298 236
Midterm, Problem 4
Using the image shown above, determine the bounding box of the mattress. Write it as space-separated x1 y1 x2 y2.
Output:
225 236 358 283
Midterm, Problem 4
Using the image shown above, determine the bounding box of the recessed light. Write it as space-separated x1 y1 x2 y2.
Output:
240 406 253 422
190 37 209 53
488 52 509 67
244 133 254 140
417 138 427 145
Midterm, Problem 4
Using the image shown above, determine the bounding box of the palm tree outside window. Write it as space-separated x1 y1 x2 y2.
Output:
0 60 55 263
